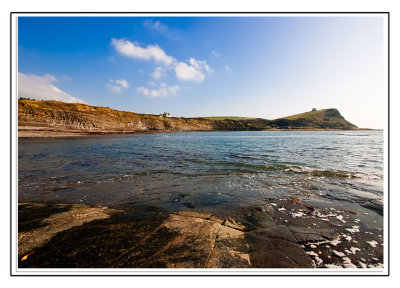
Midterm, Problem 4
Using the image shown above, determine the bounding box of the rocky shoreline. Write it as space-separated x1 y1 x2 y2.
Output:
17 126 371 138
18 198 383 269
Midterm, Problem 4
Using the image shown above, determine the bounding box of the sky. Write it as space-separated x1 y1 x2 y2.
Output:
17 16 386 129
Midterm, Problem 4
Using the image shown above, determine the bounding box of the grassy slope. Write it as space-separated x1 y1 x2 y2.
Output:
281 109 338 121
275 108 357 129
202 109 357 129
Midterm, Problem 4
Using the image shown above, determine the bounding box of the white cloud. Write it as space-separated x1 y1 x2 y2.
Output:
189 58 212 73
112 38 175 66
211 50 220 57
225 65 230 72
107 78 130 93
175 58 212 82
175 62 204 82
137 83 181 98
112 38 213 83
18 72 86 104
111 79 130 88
151 66 165 80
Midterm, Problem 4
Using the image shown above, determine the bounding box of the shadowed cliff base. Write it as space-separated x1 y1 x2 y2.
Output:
18 99 359 137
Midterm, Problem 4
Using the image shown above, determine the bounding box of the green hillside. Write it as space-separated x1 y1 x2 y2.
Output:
271 108 357 129
202 108 357 130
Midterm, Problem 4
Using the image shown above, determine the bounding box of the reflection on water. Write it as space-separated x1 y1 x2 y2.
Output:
18 130 383 216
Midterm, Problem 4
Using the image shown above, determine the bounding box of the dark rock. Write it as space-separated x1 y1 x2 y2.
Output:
289 226 339 243
245 232 313 268
18 203 340 269
230 206 276 231
252 225 298 242
361 200 383 216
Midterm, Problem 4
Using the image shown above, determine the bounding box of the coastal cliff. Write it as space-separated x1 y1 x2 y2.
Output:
18 99 357 137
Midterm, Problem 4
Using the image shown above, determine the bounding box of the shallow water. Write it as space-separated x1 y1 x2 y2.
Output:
18 130 383 217
18 130 385 268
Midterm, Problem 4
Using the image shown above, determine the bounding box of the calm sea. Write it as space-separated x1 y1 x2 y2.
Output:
18 130 384 217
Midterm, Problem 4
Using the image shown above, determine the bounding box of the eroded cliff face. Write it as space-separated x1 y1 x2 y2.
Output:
18 99 217 134
18 99 357 137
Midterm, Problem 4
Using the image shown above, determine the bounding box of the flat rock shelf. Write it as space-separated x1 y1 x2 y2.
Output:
18 201 383 269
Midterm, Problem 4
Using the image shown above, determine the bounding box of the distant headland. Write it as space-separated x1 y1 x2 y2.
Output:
18 99 361 137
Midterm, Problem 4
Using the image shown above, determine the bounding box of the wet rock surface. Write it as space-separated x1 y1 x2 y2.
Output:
18 199 383 269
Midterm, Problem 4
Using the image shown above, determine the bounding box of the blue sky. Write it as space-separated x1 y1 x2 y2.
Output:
18 16 386 128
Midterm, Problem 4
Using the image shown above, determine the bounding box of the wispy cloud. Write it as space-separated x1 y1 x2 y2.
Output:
137 82 181 98
211 50 220 57
143 19 167 33
142 19 184 41
111 38 174 66
107 78 130 93
107 85 122 93
148 80 157 87
18 72 86 104
225 65 230 72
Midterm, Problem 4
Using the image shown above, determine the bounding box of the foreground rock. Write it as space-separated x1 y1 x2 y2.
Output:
18 201 382 268
18 203 112 256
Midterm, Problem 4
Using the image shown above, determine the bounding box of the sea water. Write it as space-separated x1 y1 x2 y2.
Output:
18 130 384 217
